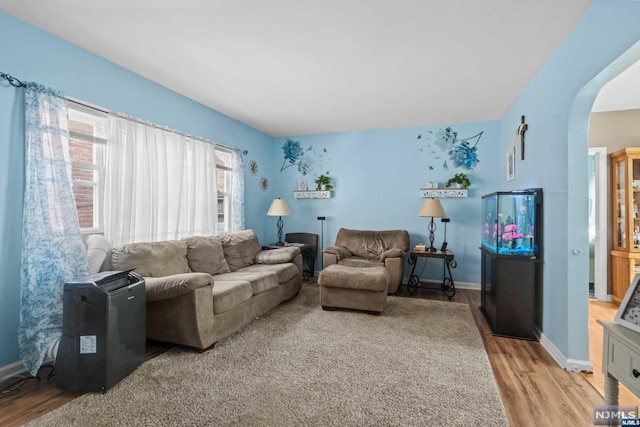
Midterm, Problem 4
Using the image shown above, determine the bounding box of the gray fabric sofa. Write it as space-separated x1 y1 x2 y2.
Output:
322 228 410 294
109 229 303 350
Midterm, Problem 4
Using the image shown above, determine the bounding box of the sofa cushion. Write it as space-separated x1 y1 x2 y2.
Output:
111 240 190 277
212 271 280 295
182 236 231 275
85 234 111 274
145 273 213 302
254 247 300 264
211 280 253 314
218 230 261 271
338 257 384 269
239 263 299 284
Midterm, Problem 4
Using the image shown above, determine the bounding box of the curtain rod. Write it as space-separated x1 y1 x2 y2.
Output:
69 98 243 154
1 75 246 155
1 72 27 88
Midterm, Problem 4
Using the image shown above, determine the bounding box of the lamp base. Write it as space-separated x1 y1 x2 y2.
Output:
275 241 285 246
427 218 438 253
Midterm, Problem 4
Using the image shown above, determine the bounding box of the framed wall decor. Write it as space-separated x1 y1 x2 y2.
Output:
506 147 515 182
297 179 308 191
615 274 640 334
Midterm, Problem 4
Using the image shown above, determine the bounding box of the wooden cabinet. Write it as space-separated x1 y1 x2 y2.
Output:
610 148 640 304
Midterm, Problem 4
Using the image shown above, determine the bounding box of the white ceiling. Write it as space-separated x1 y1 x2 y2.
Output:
592 59 640 113
0 0 600 136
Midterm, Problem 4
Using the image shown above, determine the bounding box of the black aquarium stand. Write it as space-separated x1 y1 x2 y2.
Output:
480 248 538 340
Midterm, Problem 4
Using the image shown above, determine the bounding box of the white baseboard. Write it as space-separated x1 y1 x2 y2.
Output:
535 326 594 373
598 294 613 303
452 281 480 291
0 361 27 382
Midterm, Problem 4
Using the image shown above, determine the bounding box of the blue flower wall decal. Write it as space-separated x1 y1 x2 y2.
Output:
450 141 479 169
418 127 483 171
283 139 303 164
280 139 328 176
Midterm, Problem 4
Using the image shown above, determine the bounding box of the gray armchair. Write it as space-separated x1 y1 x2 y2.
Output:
322 228 409 294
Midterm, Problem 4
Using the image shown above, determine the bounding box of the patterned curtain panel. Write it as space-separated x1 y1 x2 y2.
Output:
231 148 245 231
20 84 89 376
105 114 218 246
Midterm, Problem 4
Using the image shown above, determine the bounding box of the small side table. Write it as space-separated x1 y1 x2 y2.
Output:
262 243 314 280
406 249 457 299
598 320 640 405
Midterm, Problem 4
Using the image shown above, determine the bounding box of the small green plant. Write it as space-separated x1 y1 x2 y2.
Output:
314 174 334 191
445 173 471 189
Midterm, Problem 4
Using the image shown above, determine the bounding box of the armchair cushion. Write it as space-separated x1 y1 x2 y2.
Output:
335 228 409 259
338 257 384 269
145 272 213 302
322 245 352 261
254 247 301 264
380 248 406 261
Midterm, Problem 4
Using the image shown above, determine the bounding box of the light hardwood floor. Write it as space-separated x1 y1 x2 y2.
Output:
0 284 619 427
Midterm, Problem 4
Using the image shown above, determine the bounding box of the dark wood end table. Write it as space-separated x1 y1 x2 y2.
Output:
406 249 457 299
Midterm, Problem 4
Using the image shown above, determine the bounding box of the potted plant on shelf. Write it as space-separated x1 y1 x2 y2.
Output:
445 173 471 189
314 174 334 191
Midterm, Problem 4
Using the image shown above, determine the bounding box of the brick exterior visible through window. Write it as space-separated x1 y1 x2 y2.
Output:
69 120 96 229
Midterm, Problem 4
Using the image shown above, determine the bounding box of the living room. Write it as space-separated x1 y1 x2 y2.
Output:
2 1 640 425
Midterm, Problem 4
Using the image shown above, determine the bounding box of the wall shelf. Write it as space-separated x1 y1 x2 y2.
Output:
294 190 332 199
420 188 467 198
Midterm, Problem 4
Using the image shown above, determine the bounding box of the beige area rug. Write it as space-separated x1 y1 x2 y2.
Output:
28 286 508 427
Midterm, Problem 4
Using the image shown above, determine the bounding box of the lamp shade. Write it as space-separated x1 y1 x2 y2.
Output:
418 198 447 218
267 198 291 216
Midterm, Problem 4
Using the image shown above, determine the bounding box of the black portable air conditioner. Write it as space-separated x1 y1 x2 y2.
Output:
55 270 146 393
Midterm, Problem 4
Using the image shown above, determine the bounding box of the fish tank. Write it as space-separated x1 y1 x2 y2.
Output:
481 189 542 257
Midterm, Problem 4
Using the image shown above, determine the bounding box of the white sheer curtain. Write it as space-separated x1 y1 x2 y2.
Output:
231 148 245 231
105 114 217 246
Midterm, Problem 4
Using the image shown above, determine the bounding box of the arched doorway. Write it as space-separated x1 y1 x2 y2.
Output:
568 40 640 393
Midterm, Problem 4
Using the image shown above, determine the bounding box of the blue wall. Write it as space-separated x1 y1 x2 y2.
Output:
4 0 640 371
499 0 640 363
272 121 501 284
0 12 275 367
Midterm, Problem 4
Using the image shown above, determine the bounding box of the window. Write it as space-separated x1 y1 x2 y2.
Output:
66 99 240 242
67 100 107 234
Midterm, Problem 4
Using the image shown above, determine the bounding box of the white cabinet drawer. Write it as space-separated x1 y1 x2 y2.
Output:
609 335 640 397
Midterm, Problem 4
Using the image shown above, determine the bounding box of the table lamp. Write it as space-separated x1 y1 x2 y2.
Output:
267 198 291 246
418 198 447 252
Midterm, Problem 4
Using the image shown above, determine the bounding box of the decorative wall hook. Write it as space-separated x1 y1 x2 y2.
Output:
518 115 528 160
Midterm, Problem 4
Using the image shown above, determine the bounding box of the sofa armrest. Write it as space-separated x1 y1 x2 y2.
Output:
323 245 352 261
380 248 405 261
254 247 301 264
145 272 213 302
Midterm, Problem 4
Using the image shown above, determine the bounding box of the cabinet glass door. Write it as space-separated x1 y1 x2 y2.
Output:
617 158 627 249
633 159 640 249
